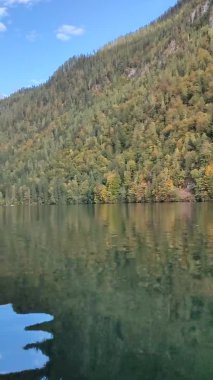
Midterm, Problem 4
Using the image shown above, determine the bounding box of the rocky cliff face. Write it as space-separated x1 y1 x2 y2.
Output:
189 0 213 25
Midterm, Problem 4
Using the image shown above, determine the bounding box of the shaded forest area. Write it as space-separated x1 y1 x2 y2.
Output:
0 0 212 205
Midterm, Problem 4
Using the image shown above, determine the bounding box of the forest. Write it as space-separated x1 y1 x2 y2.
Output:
0 0 212 205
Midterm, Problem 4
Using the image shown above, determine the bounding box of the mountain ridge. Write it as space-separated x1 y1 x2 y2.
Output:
0 0 212 205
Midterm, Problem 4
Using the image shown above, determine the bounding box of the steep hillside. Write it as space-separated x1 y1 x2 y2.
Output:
0 0 212 204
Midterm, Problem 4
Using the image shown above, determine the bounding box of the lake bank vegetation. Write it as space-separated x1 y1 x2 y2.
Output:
0 0 212 205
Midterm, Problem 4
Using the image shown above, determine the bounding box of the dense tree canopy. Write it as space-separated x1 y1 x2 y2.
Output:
0 0 212 205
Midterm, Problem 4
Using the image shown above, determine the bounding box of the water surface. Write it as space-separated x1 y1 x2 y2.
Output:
0 204 212 379
0 304 53 375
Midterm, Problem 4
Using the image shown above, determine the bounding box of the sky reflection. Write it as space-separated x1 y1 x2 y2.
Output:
0 304 53 375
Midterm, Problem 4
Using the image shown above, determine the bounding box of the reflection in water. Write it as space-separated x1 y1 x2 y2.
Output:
0 203 212 379
0 304 53 375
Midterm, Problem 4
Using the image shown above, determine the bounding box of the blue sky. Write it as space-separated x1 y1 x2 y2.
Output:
0 0 177 96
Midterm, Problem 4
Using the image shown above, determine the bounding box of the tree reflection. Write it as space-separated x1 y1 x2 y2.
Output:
0 204 212 379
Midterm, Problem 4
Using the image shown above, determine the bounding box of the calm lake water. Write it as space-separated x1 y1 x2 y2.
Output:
0 204 212 380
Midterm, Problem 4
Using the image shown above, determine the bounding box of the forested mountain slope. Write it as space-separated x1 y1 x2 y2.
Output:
0 0 212 204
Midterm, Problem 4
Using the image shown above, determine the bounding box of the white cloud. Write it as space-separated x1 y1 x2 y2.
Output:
26 29 39 42
4 0 36 5
0 21 6 31
29 78 43 86
56 24 85 41
0 7 7 17
0 0 43 8
0 0 43 34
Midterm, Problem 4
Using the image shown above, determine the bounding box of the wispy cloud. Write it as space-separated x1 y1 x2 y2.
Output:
21 78 44 90
0 21 6 31
3 0 37 5
29 78 43 86
0 7 8 17
56 24 85 41
0 0 43 9
0 0 43 34
26 29 39 42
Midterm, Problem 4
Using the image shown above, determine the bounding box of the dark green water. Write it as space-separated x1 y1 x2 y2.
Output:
0 204 212 380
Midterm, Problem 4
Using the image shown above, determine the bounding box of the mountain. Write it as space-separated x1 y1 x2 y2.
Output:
0 0 212 205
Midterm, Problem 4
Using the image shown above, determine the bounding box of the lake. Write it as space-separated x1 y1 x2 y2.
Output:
0 203 212 380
